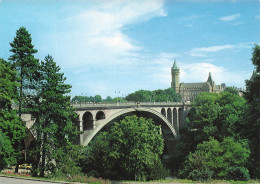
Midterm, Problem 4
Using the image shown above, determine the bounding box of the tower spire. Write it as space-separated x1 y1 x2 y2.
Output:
207 72 214 86
172 59 179 69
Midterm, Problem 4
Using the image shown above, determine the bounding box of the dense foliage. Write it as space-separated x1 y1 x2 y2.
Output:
243 45 260 178
179 137 250 181
171 91 249 180
125 88 181 102
27 55 80 177
81 115 169 181
0 27 80 178
172 45 260 181
0 59 25 171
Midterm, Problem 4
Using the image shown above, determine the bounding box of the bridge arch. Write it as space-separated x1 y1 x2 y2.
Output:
161 108 166 117
178 108 183 130
173 108 178 132
167 108 172 125
82 107 178 148
83 111 94 130
96 111 105 120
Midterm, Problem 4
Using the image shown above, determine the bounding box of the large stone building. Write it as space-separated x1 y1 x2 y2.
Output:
171 60 225 102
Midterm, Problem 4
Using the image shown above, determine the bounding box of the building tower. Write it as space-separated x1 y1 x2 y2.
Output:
171 60 180 93
206 72 215 92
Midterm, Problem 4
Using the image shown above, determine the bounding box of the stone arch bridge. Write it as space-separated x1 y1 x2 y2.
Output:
73 102 191 155
23 102 191 155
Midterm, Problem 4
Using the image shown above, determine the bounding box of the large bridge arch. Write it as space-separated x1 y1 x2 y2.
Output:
82 107 178 155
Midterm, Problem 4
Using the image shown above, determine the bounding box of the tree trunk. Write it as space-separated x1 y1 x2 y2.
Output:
40 132 47 177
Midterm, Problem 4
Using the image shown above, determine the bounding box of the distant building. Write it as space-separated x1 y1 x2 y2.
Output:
171 60 225 102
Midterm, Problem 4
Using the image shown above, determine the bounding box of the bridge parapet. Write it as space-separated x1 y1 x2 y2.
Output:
72 102 191 110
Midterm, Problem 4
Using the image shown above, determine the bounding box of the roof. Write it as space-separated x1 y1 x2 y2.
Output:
179 82 211 88
172 60 179 70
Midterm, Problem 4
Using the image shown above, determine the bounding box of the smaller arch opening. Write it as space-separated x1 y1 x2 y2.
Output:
178 108 183 130
161 108 166 117
83 111 94 130
173 108 178 132
167 108 172 124
96 111 105 120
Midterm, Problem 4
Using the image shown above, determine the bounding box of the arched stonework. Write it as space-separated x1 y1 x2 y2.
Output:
167 108 172 125
96 111 105 120
173 108 178 133
83 108 177 145
81 108 178 155
178 108 183 130
161 108 166 117
83 111 94 130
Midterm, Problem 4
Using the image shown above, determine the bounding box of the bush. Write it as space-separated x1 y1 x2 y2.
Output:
188 168 213 181
224 167 250 181
147 159 170 180
178 137 250 181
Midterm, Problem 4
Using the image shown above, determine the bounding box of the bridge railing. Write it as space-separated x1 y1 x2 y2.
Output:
71 101 190 108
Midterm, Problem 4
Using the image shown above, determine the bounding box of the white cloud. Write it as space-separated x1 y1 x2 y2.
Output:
180 62 248 87
187 42 253 58
255 15 260 20
189 44 235 57
219 14 240 21
45 0 166 69
230 22 245 26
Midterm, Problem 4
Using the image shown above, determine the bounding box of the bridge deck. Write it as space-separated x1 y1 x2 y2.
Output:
72 102 190 110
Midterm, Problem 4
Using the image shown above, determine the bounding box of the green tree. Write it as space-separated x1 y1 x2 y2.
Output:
103 96 113 102
171 91 247 175
9 27 39 172
224 86 239 95
94 95 102 103
153 88 181 102
215 91 246 139
243 44 260 178
186 92 220 144
30 55 79 177
9 26 39 117
185 91 246 144
125 88 181 102
0 130 16 171
126 90 152 102
0 59 25 171
82 115 168 181
179 137 250 181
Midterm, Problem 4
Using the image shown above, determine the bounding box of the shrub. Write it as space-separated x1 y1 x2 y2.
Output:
188 168 213 181
224 167 250 181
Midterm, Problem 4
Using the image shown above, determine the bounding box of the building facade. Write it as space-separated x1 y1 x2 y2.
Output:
171 60 225 102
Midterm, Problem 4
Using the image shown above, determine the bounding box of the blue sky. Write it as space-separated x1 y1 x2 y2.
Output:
0 0 259 98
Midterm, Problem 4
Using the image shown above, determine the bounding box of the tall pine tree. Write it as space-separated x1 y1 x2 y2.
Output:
31 55 79 177
9 27 39 172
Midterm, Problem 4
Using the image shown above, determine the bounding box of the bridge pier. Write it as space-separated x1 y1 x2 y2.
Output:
79 120 83 145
